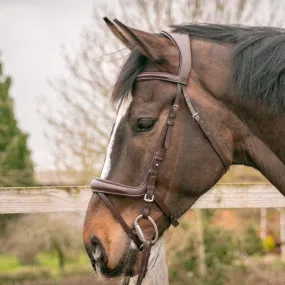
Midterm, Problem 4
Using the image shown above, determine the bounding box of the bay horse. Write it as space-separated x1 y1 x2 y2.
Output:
83 18 285 285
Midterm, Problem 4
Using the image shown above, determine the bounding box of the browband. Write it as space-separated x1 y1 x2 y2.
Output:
136 72 188 85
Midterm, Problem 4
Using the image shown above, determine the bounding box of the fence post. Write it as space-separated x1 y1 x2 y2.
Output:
196 209 207 277
280 208 285 262
260 208 267 240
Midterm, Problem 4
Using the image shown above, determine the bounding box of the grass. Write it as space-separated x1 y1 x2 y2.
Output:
0 251 91 281
0 254 20 273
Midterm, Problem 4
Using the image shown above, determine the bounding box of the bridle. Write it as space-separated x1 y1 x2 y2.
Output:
91 32 230 285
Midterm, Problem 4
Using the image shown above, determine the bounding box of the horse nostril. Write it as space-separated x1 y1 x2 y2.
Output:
90 237 103 261
90 236 98 248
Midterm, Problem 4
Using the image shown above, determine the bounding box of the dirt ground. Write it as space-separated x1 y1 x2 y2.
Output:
4 275 119 285
6 266 285 285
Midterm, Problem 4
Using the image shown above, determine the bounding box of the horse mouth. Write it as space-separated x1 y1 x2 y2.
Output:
88 242 139 278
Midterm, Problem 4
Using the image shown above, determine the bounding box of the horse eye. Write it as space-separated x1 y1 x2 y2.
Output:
137 119 156 132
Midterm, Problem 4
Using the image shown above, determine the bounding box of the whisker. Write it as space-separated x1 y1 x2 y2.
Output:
96 48 128 59
108 55 129 62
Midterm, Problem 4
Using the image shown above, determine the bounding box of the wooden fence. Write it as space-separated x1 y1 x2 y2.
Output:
1 183 285 254
1 183 285 213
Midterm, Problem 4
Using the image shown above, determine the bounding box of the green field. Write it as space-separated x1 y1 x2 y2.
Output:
0 252 91 284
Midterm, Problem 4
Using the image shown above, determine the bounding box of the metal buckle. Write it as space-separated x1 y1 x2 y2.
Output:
144 194 154 202
171 104 179 116
192 112 199 119
134 215 159 245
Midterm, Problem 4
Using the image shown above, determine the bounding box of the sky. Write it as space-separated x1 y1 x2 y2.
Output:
0 0 94 170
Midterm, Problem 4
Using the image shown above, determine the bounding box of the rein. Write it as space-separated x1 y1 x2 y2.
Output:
91 32 230 285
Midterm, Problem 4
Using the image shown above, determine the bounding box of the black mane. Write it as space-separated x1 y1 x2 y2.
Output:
113 23 285 114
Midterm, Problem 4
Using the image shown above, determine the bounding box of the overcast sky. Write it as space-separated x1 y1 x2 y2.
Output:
0 0 95 170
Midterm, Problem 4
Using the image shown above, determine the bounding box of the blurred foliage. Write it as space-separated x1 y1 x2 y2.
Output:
0 251 108 285
0 57 35 241
0 252 90 275
169 225 238 284
0 59 34 187
0 214 83 269
263 236 276 253
242 226 264 256
0 211 281 285
168 210 265 285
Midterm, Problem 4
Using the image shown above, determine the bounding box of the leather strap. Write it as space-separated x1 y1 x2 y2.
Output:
137 240 152 285
161 32 192 81
137 72 188 85
98 193 143 249
92 178 147 197
182 85 230 171
155 195 179 227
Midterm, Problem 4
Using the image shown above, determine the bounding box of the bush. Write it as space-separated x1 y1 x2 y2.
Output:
169 220 265 285
241 226 264 256
169 225 240 285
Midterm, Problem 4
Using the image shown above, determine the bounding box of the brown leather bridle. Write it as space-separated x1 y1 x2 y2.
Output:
91 32 230 285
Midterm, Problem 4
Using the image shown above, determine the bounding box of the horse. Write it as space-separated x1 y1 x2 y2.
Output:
83 18 285 285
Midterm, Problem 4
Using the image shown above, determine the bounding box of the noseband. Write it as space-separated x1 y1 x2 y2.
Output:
91 32 230 285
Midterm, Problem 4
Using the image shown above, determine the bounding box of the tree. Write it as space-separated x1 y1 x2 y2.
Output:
0 59 34 187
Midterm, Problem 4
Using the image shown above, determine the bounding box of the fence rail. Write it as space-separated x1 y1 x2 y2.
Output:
0 183 284 214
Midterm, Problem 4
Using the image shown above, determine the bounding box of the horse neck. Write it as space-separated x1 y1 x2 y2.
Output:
237 103 285 164
232 101 285 194
191 38 285 194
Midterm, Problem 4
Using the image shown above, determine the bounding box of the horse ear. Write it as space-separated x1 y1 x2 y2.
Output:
104 17 169 63
103 17 134 50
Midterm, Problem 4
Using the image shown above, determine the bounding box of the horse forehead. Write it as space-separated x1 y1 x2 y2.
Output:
134 80 175 101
